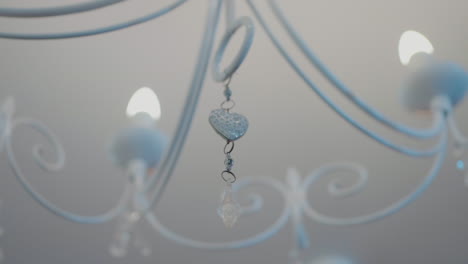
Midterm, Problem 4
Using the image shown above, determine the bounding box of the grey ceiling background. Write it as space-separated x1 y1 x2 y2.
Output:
1 0 468 263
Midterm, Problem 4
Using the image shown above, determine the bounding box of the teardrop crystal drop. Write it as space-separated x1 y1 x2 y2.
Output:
109 210 139 258
109 231 130 258
217 183 241 228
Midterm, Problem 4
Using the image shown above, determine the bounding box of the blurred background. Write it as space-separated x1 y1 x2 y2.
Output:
0 0 468 263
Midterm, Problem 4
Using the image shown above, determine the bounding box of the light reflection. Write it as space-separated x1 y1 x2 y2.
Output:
126 87 161 120
398 30 434 65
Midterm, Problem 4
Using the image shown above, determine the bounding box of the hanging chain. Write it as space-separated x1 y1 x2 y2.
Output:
220 77 237 184
220 77 235 112
221 140 236 183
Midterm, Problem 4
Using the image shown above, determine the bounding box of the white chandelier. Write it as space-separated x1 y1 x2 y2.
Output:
0 1 467 263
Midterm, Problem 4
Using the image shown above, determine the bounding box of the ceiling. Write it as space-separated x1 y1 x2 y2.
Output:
0 0 468 263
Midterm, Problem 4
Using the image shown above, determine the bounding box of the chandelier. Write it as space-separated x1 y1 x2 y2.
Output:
0 1 467 263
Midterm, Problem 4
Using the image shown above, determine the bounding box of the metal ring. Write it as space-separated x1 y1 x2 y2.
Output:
221 100 236 110
221 170 237 183
212 16 255 82
224 141 235 154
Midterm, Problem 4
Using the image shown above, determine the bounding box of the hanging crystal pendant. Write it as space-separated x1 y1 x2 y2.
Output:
109 211 141 258
456 159 465 177
133 227 152 257
109 230 131 258
217 183 241 228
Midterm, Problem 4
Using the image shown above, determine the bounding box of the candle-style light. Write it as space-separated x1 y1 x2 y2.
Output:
110 87 167 170
399 30 468 113
107 87 167 258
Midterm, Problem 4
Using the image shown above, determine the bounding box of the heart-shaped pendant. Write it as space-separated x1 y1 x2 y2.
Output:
209 109 248 141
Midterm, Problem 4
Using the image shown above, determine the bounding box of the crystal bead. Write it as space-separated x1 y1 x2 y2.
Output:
217 184 241 228
109 210 141 258
109 231 130 258
224 157 234 171
456 160 465 173
224 88 232 100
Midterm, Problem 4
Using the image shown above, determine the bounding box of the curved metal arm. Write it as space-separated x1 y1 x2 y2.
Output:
267 0 443 140
15 118 65 172
144 0 223 208
145 178 291 249
0 0 187 39
301 128 448 226
246 0 445 158
0 0 125 18
5 118 131 224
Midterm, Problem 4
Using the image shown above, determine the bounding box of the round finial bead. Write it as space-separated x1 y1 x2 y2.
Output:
109 126 167 169
401 62 468 111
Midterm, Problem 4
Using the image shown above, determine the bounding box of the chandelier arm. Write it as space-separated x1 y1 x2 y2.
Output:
224 0 235 28
144 0 223 207
268 0 443 140
4 118 132 224
0 0 126 18
246 0 445 158
301 128 448 226
0 0 188 40
145 178 291 249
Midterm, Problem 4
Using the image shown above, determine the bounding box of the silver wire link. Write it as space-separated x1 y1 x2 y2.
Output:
221 170 236 184
223 76 233 101
224 141 235 154
221 141 236 183
219 77 237 183
220 100 236 111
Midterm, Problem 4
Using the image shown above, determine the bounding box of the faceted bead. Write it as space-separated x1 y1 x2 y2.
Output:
224 157 234 171
217 184 241 228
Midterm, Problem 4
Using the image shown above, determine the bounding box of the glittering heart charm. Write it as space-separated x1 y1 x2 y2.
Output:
209 109 249 141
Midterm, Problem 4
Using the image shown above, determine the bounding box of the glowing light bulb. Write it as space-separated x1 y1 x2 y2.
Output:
126 87 161 120
398 30 434 65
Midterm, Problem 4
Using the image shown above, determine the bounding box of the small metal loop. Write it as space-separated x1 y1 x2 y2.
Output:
221 99 236 111
224 141 235 154
221 170 237 184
